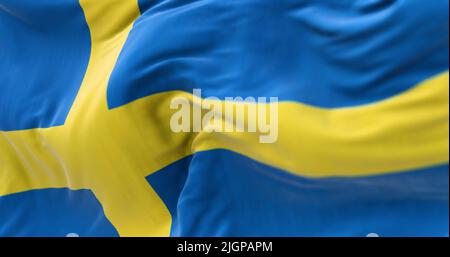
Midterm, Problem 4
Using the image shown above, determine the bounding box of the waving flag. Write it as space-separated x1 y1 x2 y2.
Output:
0 0 448 236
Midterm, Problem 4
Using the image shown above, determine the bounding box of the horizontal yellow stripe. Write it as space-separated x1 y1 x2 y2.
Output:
5 71 444 197
192 71 449 177
128 70 448 178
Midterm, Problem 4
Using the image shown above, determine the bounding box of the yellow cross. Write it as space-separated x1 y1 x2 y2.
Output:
0 0 448 237
0 0 183 236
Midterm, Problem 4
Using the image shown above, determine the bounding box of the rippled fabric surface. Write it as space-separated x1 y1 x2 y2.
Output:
0 0 448 236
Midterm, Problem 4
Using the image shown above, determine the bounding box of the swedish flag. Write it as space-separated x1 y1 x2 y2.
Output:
0 0 448 236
